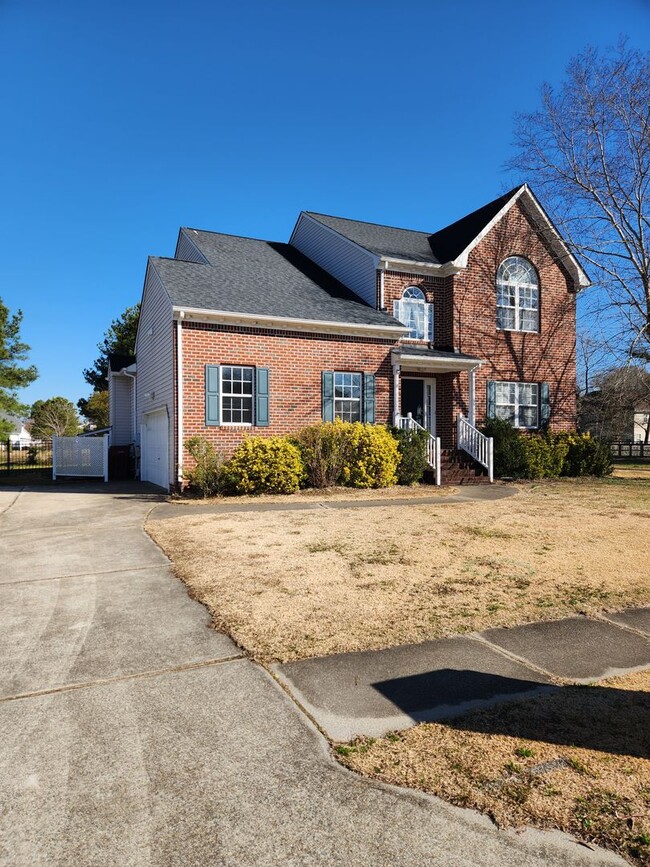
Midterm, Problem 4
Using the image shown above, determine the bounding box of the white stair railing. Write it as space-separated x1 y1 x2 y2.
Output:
397 414 441 486
457 414 493 482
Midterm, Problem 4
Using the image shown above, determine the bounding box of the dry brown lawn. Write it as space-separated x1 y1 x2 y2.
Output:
613 463 650 481
147 477 650 663
337 670 650 866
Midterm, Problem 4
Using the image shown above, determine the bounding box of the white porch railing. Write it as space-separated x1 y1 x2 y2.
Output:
457 414 493 482
397 414 441 486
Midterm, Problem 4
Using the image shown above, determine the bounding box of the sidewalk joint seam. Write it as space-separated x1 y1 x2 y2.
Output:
0 564 171 588
0 654 246 703
468 633 562 683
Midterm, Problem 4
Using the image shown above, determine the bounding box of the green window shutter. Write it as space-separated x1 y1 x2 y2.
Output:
540 381 550 428
322 371 334 422
205 365 221 426
256 367 270 427
486 381 496 419
363 373 376 424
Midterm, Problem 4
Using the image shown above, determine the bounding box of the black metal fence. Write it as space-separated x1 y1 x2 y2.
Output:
610 441 650 461
0 439 53 478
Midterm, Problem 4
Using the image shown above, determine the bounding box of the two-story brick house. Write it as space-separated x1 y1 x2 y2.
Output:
109 185 588 490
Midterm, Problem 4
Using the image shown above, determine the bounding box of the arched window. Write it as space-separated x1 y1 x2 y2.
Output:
496 256 539 332
394 286 434 341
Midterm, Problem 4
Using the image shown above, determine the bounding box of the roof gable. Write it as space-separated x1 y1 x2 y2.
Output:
304 186 589 288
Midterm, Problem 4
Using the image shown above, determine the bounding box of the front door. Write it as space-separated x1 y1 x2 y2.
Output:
401 378 436 434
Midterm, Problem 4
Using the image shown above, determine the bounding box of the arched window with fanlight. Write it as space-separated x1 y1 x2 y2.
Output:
393 286 434 341
496 256 539 332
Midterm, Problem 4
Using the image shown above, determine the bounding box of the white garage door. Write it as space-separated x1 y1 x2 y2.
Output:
141 409 169 489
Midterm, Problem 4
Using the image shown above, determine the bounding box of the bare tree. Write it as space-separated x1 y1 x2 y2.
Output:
576 330 609 394
31 397 79 438
579 364 650 441
510 41 650 363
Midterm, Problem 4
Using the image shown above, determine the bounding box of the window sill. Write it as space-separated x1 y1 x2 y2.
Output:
497 327 540 335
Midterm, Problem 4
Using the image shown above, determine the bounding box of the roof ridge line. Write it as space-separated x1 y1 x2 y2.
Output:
305 211 433 237
181 227 278 245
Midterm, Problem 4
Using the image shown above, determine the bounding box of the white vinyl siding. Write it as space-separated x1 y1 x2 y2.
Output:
175 229 209 264
290 213 378 307
109 374 133 445
135 263 175 488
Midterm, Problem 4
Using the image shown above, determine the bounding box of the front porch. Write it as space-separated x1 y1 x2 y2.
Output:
391 347 493 484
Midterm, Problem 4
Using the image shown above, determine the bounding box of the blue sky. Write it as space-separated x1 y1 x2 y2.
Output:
1 0 648 408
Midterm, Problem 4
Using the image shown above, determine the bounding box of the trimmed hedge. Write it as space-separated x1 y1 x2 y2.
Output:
223 437 304 495
480 420 612 480
340 423 400 488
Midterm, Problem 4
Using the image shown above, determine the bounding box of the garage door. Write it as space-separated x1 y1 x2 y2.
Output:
141 409 169 489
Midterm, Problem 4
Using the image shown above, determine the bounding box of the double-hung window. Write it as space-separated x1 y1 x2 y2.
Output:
221 365 254 424
334 372 362 422
206 364 270 427
394 286 434 341
493 381 539 429
496 256 539 332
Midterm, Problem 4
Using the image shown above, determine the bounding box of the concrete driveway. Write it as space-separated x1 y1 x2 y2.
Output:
0 484 623 866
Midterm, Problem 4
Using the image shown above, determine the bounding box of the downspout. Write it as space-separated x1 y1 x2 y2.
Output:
176 313 184 485
379 266 385 310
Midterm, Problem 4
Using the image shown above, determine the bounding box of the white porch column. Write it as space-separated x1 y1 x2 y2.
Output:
468 367 476 427
392 363 401 425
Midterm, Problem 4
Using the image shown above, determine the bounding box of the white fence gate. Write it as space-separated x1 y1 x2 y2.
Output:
52 435 109 481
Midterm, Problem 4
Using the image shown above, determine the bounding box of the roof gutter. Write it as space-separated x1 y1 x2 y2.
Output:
379 257 461 277
172 306 407 339
392 349 484 373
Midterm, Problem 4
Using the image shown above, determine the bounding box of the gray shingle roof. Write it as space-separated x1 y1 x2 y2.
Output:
153 230 401 329
305 187 523 265
304 213 440 264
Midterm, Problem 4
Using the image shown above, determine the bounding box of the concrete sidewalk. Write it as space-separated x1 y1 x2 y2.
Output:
0 483 624 866
275 610 650 741
152 482 517 518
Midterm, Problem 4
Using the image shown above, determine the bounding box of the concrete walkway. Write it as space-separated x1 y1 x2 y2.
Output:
152 482 517 518
0 483 623 866
275 612 650 741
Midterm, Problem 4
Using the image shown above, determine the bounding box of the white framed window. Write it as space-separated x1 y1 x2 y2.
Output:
494 381 539 429
221 365 254 425
394 286 434 341
334 372 362 422
496 256 539 332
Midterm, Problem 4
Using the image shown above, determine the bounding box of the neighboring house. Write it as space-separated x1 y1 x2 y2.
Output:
1 414 33 448
634 403 650 443
110 184 588 490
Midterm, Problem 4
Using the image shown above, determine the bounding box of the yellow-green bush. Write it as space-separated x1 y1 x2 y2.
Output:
558 432 613 477
223 436 304 494
521 433 569 479
340 423 400 488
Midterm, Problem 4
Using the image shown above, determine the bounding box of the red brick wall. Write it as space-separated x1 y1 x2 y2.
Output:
178 321 395 470
380 270 454 350
450 199 577 435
